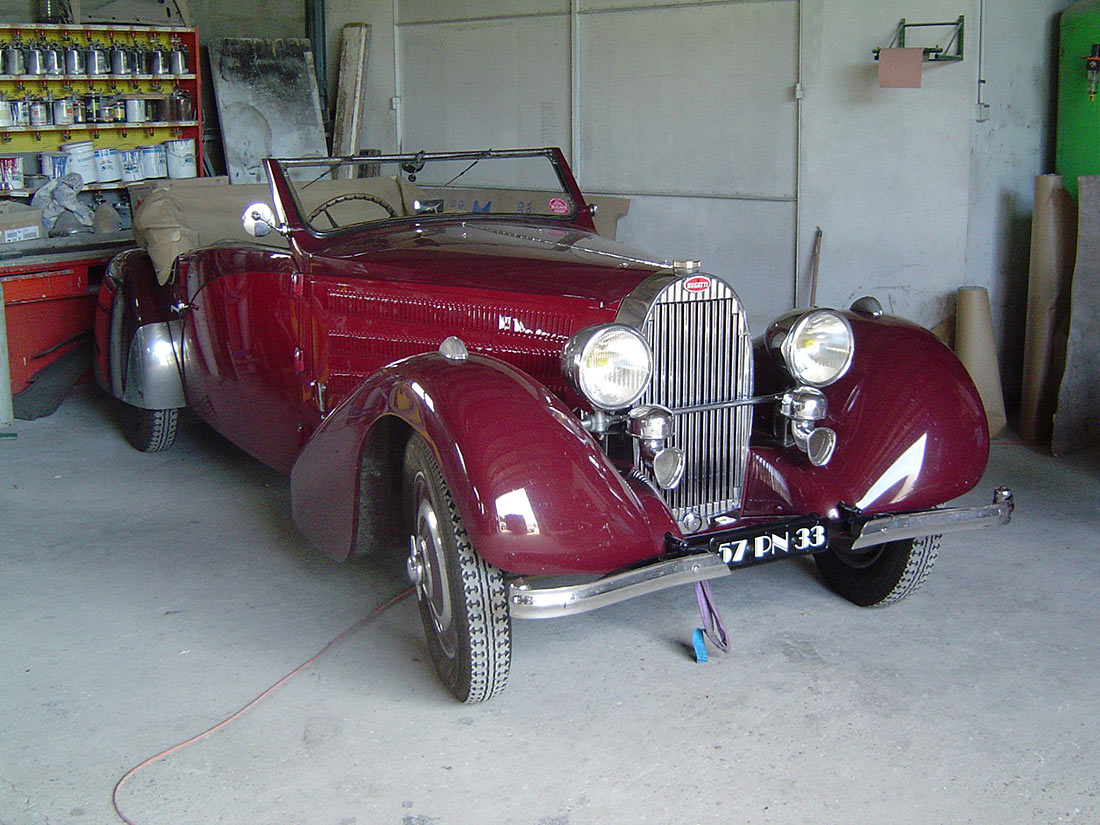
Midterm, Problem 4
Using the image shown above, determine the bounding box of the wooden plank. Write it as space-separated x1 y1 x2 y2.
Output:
331 24 371 175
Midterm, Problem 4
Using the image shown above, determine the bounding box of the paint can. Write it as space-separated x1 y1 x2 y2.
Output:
164 138 196 178
52 96 74 126
0 155 25 190
40 151 68 178
61 140 96 185
119 148 143 182
139 144 167 178
94 146 120 182
28 97 49 126
124 97 146 123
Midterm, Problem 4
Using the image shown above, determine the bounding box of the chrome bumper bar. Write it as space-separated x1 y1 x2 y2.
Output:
850 487 1014 549
507 486 1014 620
509 554 731 620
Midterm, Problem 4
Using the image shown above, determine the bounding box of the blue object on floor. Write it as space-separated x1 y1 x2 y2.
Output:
693 628 708 663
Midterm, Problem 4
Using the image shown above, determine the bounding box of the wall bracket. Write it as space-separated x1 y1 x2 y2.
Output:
873 16 964 63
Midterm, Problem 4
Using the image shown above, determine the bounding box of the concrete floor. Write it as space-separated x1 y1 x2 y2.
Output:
2 387 1098 825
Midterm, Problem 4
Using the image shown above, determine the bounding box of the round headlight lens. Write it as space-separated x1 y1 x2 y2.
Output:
563 325 652 410
780 310 854 386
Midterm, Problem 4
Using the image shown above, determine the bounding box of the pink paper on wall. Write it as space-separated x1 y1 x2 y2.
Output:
878 47 924 88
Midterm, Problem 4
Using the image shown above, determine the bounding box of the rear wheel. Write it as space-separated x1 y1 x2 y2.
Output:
403 434 511 702
815 534 940 607
120 404 178 453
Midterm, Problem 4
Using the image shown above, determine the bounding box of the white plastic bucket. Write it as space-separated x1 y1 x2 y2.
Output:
119 148 143 182
94 147 120 182
164 138 196 179
0 155 24 190
139 144 167 178
61 140 96 185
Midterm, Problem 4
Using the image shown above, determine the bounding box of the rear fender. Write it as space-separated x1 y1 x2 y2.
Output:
93 249 184 409
745 313 989 519
290 352 673 575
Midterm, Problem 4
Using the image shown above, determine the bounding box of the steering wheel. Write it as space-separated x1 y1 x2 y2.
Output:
307 192 398 228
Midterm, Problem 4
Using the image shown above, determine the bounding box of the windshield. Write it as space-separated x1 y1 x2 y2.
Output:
276 149 580 235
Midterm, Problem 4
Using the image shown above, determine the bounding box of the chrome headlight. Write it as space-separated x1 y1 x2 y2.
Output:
770 310 854 387
563 324 652 410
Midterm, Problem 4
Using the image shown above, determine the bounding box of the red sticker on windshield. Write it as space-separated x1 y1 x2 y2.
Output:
548 198 570 215
684 276 711 292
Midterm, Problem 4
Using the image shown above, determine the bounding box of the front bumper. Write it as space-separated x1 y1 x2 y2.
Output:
508 486 1014 619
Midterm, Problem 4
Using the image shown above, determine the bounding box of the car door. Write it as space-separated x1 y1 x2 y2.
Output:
178 245 308 474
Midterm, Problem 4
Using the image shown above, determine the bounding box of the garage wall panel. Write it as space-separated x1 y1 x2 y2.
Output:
398 1 568 24
579 1 798 198
398 16 572 153
616 197 796 330
396 0 799 311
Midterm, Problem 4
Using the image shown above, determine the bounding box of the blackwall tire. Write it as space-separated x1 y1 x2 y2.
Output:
120 404 178 453
814 534 940 607
403 434 511 702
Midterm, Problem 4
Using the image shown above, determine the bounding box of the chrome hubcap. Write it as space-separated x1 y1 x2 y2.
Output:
412 476 456 658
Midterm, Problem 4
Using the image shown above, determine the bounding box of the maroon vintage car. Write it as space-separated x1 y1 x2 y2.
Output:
94 148 1013 702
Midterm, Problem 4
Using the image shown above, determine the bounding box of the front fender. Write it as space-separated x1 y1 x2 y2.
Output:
290 352 674 575
746 313 989 518
93 248 184 409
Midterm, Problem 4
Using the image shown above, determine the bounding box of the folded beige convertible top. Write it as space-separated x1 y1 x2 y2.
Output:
133 175 421 285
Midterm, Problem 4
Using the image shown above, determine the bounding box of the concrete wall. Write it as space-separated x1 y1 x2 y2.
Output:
797 0 979 331
0 0 1069 403
800 0 1068 406
328 0 1066 374
965 1 1068 405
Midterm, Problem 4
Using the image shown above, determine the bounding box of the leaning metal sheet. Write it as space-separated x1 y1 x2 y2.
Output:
1052 175 1100 455
209 38 328 184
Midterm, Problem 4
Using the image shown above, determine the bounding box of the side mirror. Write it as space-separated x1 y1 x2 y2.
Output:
242 202 282 238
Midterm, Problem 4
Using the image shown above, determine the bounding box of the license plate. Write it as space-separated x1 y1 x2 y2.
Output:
708 516 828 568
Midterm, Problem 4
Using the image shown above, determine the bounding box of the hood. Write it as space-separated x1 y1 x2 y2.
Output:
309 218 671 304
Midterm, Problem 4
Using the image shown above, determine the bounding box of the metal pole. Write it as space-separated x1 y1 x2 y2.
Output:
0 282 14 426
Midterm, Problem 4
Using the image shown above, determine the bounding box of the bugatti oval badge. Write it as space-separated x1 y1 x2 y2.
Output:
548 198 570 215
684 275 711 292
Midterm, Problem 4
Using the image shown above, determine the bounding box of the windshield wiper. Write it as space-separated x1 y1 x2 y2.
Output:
442 150 492 188
300 160 343 189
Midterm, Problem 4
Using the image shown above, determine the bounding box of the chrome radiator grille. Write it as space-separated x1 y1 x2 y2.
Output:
627 274 753 522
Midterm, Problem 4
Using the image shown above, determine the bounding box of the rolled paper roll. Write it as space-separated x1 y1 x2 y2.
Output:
955 286 1008 438
1020 175 1076 443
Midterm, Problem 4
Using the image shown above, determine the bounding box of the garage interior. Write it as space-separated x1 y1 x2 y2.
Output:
2 1 1098 824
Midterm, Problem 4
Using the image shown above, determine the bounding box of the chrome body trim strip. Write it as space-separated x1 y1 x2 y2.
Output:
508 554 730 620
851 488 1014 549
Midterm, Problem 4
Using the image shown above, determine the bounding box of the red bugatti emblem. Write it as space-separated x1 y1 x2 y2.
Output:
684 276 711 292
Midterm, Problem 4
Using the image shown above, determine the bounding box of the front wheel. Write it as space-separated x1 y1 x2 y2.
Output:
814 534 940 607
119 403 178 452
403 435 511 702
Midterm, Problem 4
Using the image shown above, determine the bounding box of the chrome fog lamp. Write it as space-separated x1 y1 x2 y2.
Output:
651 447 686 490
790 421 837 467
628 405 684 490
772 309 854 387
563 325 652 410
780 387 837 467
